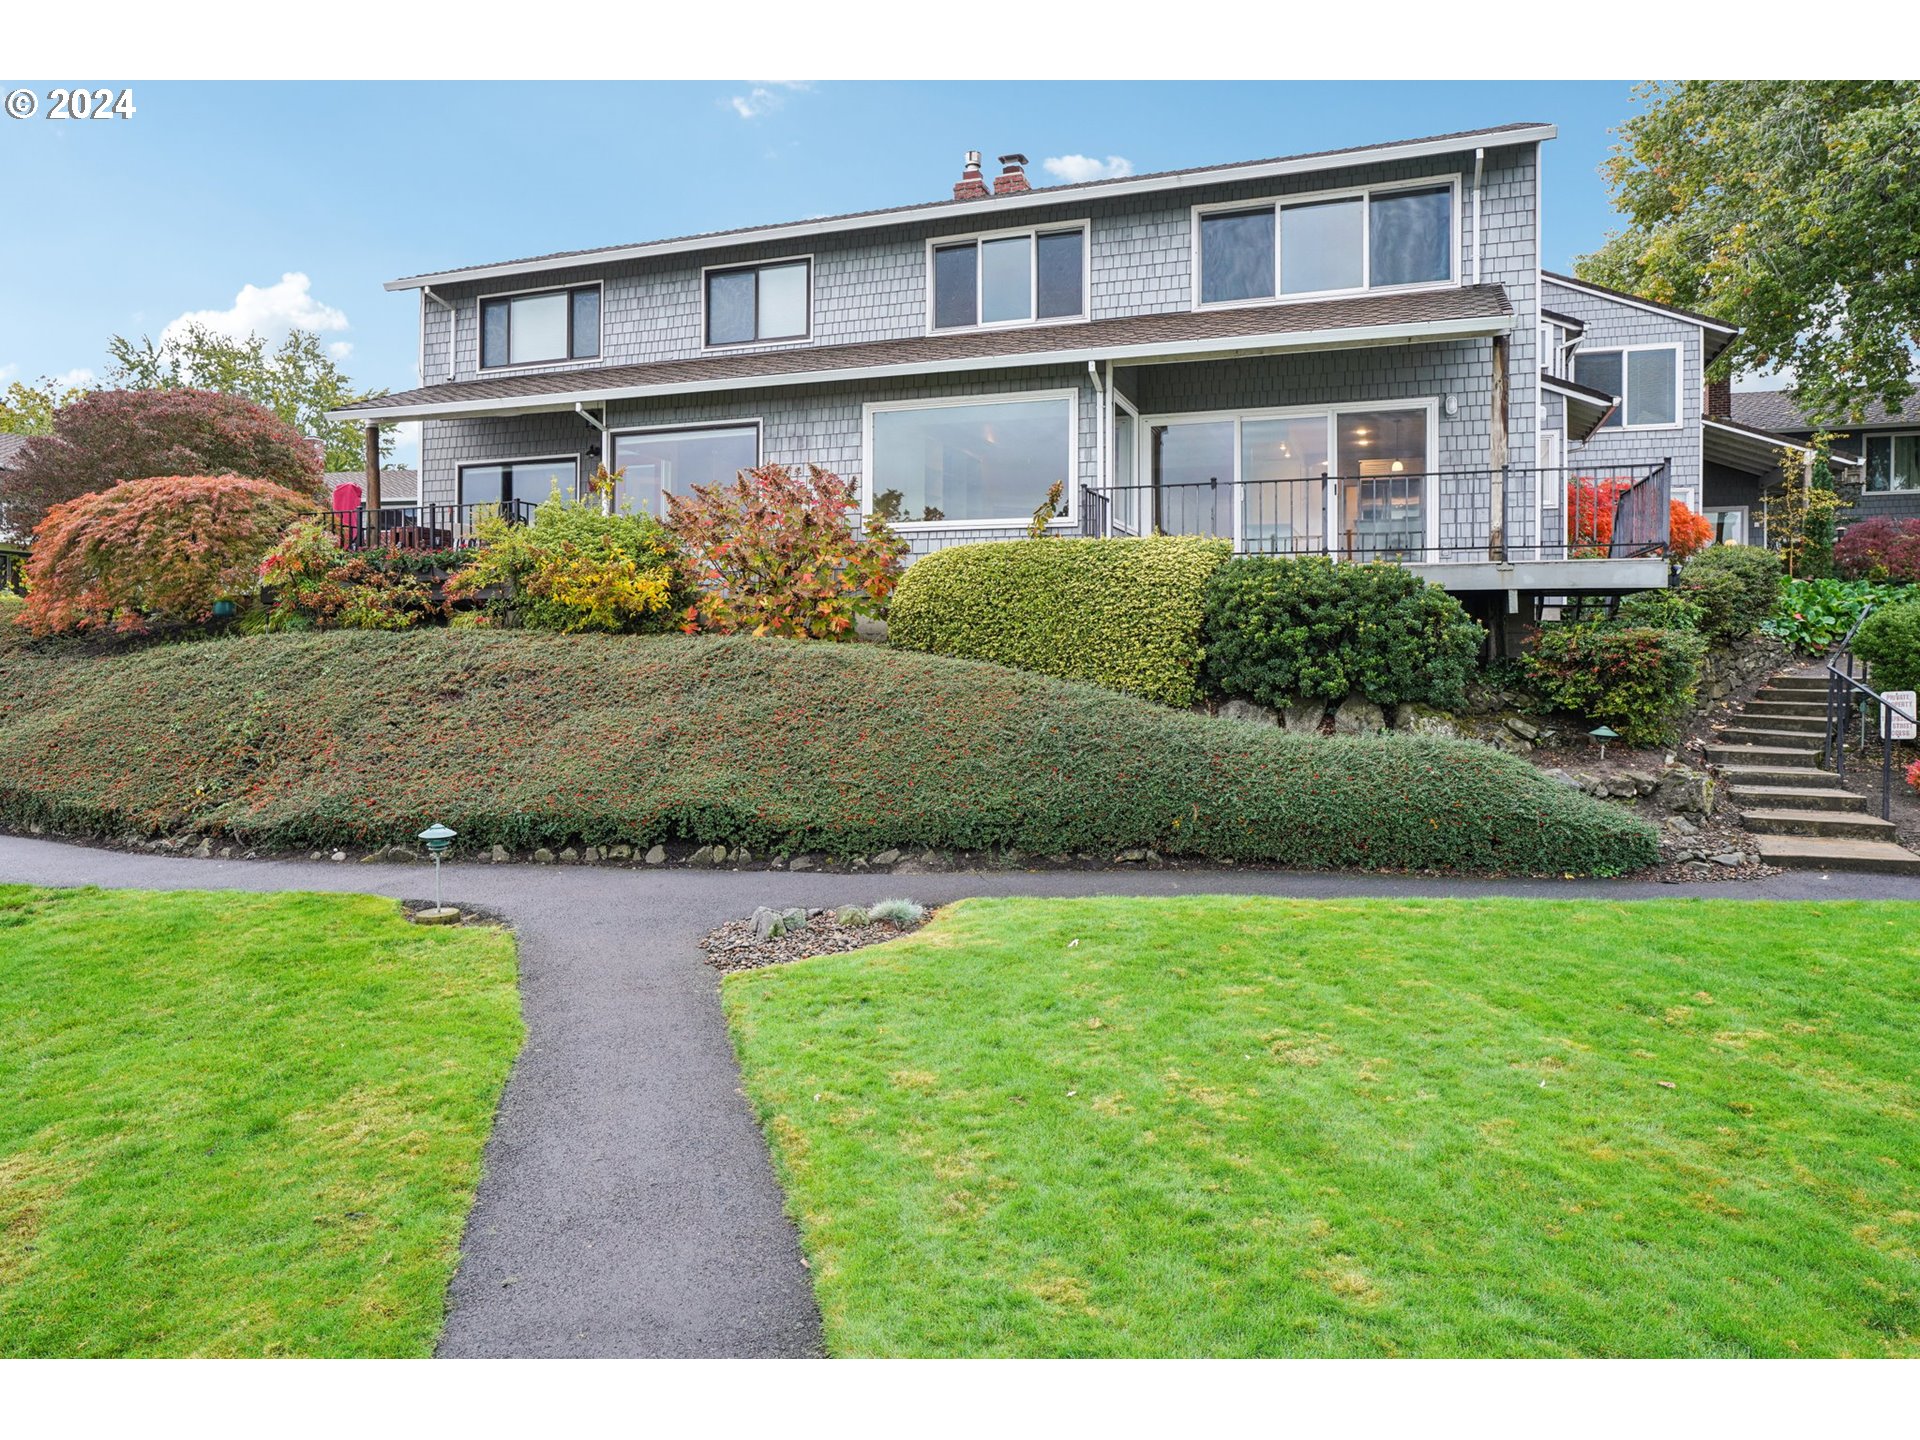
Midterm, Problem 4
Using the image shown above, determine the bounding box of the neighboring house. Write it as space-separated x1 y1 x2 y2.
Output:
325 467 418 511
0 434 30 587
1730 389 1920 525
331 122 1810 607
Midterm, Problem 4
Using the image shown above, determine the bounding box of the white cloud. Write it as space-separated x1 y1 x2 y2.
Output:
728 81 812 120
1042 154 1134 184
161 272 349 349
328 341 354 360
0 363 17 384
53 368 94 389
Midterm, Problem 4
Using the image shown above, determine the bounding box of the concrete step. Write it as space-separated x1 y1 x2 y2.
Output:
1766 674 1829 690
1727 784 1868 811
1716 763 1842 787
1726 714 1828 734
1739 808 1898 839
1705 743 1824 768
1745 699 1830 718
1719 724 1832 745
1754 835 1920 874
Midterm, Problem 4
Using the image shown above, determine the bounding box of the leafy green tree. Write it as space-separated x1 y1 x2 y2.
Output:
0 377 93 436
107 325 388 471
1578 81 1920 424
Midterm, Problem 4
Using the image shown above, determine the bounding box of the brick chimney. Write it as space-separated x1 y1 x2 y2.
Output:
993 153 1031 196
1706 377 1732 420
952 151 988 201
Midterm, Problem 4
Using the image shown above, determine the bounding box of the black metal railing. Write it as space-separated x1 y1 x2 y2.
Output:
1086 462 1672 564
1824 606 1917 821
323 500 537 553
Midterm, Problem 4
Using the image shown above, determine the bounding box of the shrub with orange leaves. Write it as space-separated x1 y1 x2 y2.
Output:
1566 477 1712 560
18 474 314 635
1667 501 1714 561
667 463 908 640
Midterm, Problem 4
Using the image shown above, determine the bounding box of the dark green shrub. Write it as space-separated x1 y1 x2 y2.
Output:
1855 600 1920 694
0 631 1657 876
1613 588 1704 633
1202 556 1484 710
1524 625 1708 747
1677 545 1782 645
888 536 1229 707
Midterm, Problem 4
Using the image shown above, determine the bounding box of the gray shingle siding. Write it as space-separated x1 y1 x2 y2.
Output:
1541 275 1702 511
417 139 1546 562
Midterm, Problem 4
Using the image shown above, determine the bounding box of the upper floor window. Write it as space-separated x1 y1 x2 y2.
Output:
480 285 600 369
705 259 811 347
1573 345 1680 429
1864 433 1920 493
1197 181 1455 307
930 225 1086 331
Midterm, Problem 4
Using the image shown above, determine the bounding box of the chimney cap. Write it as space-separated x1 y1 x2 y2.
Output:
997 153 1028 167
964 149 981 167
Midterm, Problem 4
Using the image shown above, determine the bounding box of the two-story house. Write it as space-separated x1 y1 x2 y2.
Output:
1730 388 1915 530
331 121 1812 617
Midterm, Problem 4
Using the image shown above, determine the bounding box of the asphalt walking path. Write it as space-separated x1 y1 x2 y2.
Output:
6 834 1918 1358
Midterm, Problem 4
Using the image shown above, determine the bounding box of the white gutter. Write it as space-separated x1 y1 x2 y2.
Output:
383 125 1559 293
1471 147 1485 286
331 312 1515 424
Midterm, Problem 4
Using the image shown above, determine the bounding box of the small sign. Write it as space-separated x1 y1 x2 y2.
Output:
1883 691 1918 742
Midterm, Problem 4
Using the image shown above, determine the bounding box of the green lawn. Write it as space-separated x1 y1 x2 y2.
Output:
0 885 521 1357
725 896 1920 1357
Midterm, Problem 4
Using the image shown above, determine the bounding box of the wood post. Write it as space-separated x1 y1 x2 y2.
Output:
363 423 382 518
1488 335 1509 561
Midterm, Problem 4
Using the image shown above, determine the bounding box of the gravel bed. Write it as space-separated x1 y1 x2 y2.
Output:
699 909 926 974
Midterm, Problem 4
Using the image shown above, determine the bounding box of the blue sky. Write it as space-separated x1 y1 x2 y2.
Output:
0 80 1651 460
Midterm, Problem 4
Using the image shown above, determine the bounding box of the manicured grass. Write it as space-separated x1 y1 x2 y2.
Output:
0 630 1654 874
726 896 1920 1357
0 885 521 1357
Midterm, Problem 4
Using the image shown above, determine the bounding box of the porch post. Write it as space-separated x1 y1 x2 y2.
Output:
1487 335 1509 561
363 423 382 518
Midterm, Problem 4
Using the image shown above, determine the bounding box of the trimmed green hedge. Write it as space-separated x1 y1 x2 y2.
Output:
887 536 1229 707
1855 599 1920 695
1202 556 1484 709
1677 544 1782 646
1524 624 1707 747
0 630 1657 875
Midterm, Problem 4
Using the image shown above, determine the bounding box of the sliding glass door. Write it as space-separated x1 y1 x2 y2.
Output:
1334 408 1429 560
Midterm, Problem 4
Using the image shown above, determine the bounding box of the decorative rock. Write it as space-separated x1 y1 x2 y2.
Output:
1504 716 1542 741
606 843 633 861
751 906 785 940
194 839 214 859
309 851 324 861
1710 851 1745 868
1618 770 1658 795
789 854 817 872
644 844 667 866
1332 697 1387 737
1283 699 1327 734
490 844 509 864
558 847 580 864
533 847 555 865
584 845 602 862
690 845 722 867
1666 815 1700 836
871 848 903 867
734 847 753 866
363 844 417 864
1540 768 1584 790
1653 766 1714 816
1218 698 1279 726
330 850 347 863
781 906 808 929
1396 703 1461 740
835 904 870 926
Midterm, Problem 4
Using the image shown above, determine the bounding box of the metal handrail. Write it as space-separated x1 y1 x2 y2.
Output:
1824 605 1917 821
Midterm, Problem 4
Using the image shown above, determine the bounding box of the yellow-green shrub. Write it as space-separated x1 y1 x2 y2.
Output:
887 536 1230 706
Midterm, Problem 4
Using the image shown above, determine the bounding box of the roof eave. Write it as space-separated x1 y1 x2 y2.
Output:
385 124 1558 292
331 312 1515 424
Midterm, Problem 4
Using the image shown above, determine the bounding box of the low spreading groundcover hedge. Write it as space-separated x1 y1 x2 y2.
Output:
0 631 1657 874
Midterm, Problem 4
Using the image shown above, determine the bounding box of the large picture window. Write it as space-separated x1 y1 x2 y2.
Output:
1572 345 1680 429
929 226 1086 331
704 259 811 347
479 285 600 369
458 456 581 512
866 393 1076 525
1196 180 1455 307
607 424 760 516
1864 433 1920 493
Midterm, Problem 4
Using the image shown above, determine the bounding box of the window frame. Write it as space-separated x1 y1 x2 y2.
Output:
860 388 1081 530
1571 342 1684 432
475 281 604 372
603 419 765 512
922 221 1092 335
1137 398 1440 556
455 453 584 511
699 255 814 351
1863 431 1920 493
1189 174 1462 312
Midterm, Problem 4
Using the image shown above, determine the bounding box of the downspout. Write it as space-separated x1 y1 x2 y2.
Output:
1087 359 1105 535
1471 147 1485 286
575 404 609 512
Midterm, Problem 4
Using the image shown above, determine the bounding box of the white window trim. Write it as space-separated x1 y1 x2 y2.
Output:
698 255 814 352
1189 174 1463 313
1574 342 1684 433
604 419 765 506
1863 431 1920 493
1135 398 1441 556
924 221 1092 336
860 388 1081 530
455 452 584 508
474 280 605 375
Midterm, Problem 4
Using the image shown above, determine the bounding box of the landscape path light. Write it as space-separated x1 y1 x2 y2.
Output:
414 822 459 924
1589 725 1618 762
